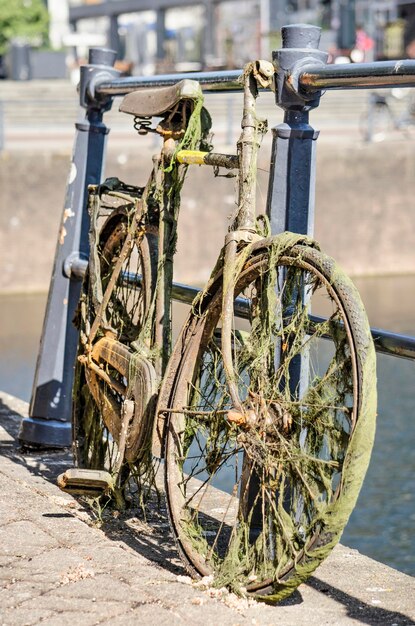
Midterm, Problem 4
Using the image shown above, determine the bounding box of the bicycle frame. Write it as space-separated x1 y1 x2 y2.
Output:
19 23 415 448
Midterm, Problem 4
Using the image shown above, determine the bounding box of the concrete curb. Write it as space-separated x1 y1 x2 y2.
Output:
0 391 414 626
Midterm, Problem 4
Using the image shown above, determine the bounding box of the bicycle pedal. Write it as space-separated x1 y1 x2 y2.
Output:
57 468 114 497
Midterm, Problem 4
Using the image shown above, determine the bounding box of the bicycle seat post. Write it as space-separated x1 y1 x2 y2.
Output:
19 48 120 448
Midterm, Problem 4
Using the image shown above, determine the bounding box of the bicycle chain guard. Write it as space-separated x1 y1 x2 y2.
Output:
85 336 158 466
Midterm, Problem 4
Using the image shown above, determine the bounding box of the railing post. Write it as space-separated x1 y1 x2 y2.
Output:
266 23 328 235
265 23 328 397
18 48 120 448
247 24 329 538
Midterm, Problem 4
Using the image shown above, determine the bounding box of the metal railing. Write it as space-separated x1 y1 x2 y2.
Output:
168 284 415 362
95 60 415 95
19 25 415 447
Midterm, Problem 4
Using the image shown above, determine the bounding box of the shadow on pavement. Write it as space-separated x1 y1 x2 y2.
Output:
1 395 413 623
0 396 185 577
307 576 414 626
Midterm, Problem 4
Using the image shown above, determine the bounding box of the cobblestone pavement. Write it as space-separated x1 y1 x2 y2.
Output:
0 392 414 626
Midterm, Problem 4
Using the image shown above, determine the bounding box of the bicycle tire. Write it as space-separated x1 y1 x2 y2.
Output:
161 235 376 602
73 188 158 477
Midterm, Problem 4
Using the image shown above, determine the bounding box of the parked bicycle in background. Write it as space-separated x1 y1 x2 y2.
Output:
361 88 415 142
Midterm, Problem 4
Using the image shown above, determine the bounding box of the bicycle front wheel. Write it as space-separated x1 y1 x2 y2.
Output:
161 236 376 601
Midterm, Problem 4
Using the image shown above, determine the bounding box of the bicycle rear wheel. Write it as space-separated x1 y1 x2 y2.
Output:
161 236 376 601
73 185 158 479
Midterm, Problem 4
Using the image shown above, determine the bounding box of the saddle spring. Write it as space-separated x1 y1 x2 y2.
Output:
133 116 155 135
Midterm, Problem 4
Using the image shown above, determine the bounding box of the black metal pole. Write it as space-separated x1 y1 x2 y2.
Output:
267 22 328 446
18 49 120 448
156 8 166 67
266 23 327 252
202 0 215 68
245 23 328 539
266 109 318 237
108 15 120 58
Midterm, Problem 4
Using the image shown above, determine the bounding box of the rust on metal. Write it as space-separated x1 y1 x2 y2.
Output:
205 152 239 169
113 399 134 476
90 336 130 377
86 367 122 442
226 408 257 427
78 354 126 396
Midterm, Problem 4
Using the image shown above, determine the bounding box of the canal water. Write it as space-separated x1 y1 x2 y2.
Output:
1 275 414 576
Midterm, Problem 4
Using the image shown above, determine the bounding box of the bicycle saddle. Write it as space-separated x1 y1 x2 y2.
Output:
119 79 203 118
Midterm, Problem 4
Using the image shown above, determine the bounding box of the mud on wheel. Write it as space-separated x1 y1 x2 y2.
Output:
72 184 158 487
160 235 376 602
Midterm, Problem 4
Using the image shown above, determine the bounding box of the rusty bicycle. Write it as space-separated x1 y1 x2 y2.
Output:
57 29 377 602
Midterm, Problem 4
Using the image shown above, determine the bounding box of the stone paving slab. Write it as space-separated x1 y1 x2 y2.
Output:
0 391 414 626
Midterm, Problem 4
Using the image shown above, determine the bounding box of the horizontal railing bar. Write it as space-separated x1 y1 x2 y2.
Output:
123 271 415 361
123 272 251 318
95 69 244 96
309 315 415 361
299 59 415 92
364 325 415 360
96 59 415 98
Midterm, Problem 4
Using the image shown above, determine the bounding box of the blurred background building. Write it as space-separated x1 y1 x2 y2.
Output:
2 0 415 79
